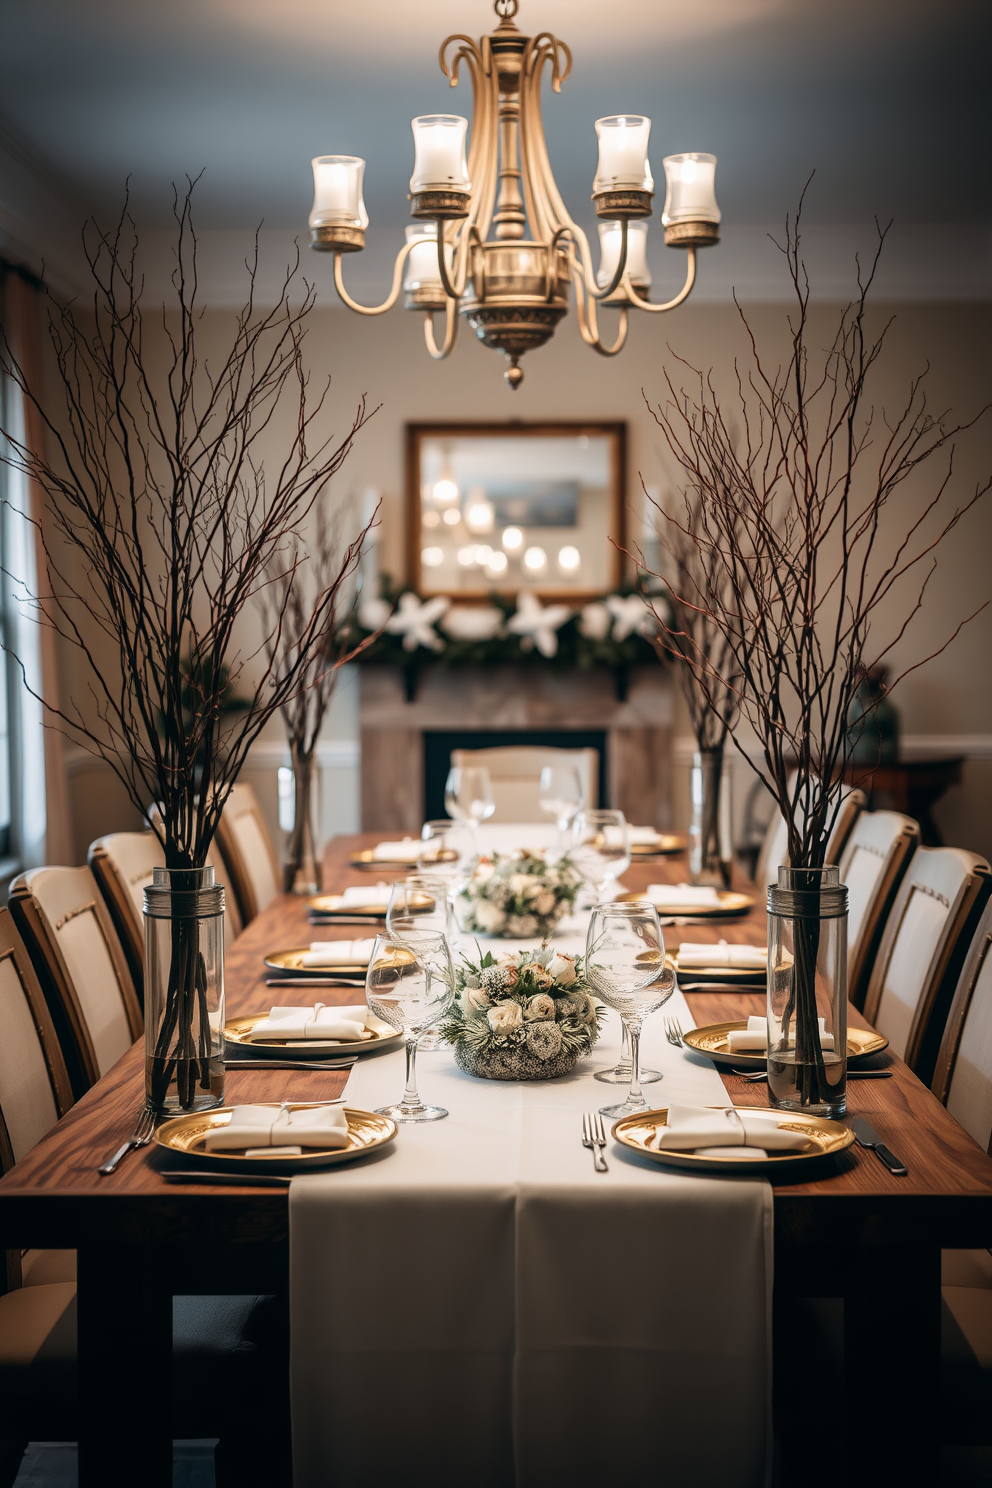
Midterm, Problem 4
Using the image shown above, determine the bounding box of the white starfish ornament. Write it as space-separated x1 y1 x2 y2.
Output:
385 592 450 652
507 591 572 658
605 593 651 642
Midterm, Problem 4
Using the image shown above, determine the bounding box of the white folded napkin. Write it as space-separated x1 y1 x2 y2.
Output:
372 839 423 863
203 1103 350 1151
628 826 663 846
653 1104 813 1154
726 1014 835 1053
245 1003 373 1042
299 938 376 968
339 884 390 908
678 941 767 970
647 883 722 906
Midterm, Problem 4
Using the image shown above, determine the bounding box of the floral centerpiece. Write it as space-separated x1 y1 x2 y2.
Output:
441 947 604 1081
457 849 580 939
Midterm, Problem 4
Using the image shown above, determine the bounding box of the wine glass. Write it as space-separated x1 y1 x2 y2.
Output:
584 902 676 1121
365 932 454 1122
419 819 471 891
386 874 456 940
571 809 631 905
539 765 583 850
444 765 495 857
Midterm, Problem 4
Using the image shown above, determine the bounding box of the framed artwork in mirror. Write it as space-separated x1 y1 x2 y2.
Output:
406 421 626 600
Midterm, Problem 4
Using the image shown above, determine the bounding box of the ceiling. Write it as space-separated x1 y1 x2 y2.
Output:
1 0 989 245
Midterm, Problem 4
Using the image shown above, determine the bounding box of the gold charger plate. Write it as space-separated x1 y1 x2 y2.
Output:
308 891 434 919
224 1010 401 1055
618 889 755 918
264 948 371 976
665 951 765 985
612 1106 855 1173
630 834 688 857
348 848 458 869
156 1103 397 1174
681 1021 889 1071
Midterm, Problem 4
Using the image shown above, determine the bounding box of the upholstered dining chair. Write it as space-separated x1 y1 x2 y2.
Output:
214 780 282 924
862 846 991 1084
89 829 244 997
754 778 867 890
450 744 599 824
836 811 920 1009
8 866 143 1101
0 903 289 1488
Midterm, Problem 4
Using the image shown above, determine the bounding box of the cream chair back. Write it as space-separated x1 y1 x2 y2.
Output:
9 866 142 1099
863 847 991 1082
932 900 992 1154
755 778 866 889
0 910 73 1169
88 831 166 996
837 811 919 1008
449 745 599 825
215 781 282 924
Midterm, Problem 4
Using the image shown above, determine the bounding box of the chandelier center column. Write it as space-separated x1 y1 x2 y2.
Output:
491 25 527 241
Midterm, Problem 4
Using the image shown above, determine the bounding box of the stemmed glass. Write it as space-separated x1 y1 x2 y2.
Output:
584 902 676 1121
539 765 583 851
444 765 495 858
365 931 454 1122
571 809 631 905
419 819 471 893
386 874 457 1051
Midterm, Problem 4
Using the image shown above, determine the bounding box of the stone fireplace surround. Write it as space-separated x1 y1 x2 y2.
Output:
358 665 674 833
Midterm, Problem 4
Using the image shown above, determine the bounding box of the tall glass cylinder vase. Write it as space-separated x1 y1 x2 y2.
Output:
144 866 225 1114
284 743 320 896
767 865 847 1117
689 746 733 889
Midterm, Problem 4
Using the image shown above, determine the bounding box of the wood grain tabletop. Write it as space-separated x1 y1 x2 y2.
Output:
1 832 991 1254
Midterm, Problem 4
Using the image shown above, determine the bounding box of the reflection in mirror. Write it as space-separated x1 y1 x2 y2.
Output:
407 423 625 599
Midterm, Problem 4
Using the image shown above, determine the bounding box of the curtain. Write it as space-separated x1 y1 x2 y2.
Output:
1 265 73 866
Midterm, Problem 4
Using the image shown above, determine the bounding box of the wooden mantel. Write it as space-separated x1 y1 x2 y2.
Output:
358 664 674 832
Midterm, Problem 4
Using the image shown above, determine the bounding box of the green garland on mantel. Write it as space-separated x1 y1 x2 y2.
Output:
344 583 668 701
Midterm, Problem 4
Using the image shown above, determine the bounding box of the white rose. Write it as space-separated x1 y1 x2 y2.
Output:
525 993 556 1021
488 1001 523 1033
473 861 495 882
547 952 578 985
507 874 533 896
534 891 557 917
523 878 544 900
465 985 491 1011
473 899 505 932
506 914 539 937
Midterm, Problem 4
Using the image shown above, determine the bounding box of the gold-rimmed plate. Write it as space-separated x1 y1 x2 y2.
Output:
681 1021 889 1071
630 834 688 858
155 1103 397 1174
264 948 371 977
618 889 755 918
665 951 766 985
612 1106 855 1173
224 1010 401 1055
307 891 435 920
348 847 458 869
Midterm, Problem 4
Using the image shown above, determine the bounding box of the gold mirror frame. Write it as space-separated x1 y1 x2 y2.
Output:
405 420 626 601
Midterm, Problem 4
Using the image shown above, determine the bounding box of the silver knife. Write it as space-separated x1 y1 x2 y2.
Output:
850 1115 907 1176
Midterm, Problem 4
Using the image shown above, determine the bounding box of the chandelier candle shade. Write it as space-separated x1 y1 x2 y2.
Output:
309 0 719 387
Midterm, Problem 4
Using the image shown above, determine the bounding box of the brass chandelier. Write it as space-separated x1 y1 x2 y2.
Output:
308 0 720 388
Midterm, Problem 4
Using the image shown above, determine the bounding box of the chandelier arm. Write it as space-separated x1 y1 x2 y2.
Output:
622 248 698 312
439 34 484 87
519 36 574 243
590 306 629 357
423 299 460 360
332 240 417 315
435 221 478 302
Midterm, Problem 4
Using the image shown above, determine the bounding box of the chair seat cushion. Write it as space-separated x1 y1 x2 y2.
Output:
20 1248 77 1286
0 1286 285 1440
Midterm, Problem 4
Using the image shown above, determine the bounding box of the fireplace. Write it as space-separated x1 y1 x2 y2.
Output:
358 665 673 832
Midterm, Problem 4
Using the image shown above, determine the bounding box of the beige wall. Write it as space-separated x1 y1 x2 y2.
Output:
49 295 992 864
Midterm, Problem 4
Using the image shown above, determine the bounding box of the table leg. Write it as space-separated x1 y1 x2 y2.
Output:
76 1245 172 1488
843 1245 940 1487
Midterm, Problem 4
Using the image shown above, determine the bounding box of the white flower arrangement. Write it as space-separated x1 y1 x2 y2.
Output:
457 848 580 939
440 946 604 1079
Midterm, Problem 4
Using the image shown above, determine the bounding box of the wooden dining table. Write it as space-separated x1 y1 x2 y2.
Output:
2 832 991 1487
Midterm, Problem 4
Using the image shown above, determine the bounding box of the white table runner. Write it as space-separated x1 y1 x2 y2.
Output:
290 984 773 1488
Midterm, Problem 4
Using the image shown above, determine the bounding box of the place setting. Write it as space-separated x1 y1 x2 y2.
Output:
667 938 767 989
618 882 756 920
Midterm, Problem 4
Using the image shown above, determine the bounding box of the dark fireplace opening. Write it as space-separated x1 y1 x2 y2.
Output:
423 729 608 821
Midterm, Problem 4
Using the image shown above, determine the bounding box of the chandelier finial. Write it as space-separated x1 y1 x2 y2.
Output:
494 0 519 29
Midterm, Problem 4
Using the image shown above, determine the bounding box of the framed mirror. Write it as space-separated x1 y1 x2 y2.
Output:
406 421 626 599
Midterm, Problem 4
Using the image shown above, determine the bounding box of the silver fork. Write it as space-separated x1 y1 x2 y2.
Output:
98 1106 157 1175
664 1016 685 1048
582 1111 608 1172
